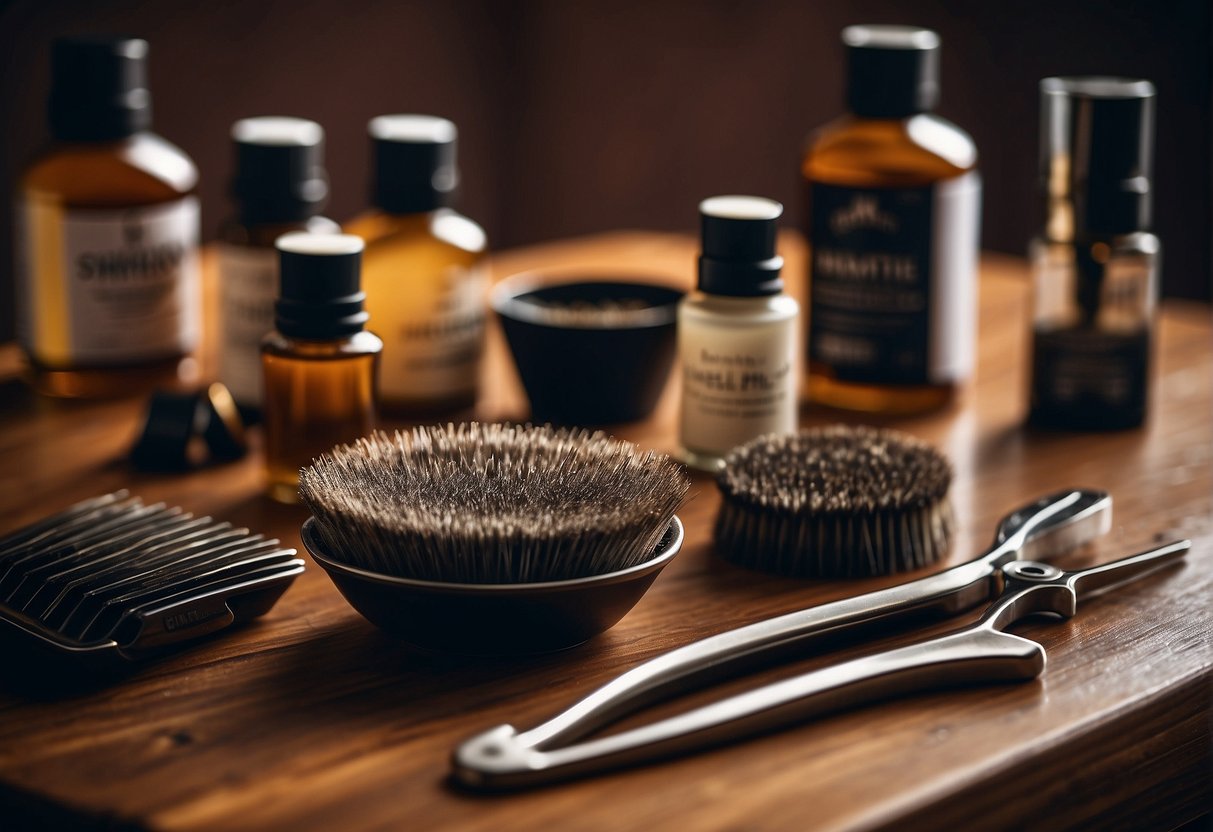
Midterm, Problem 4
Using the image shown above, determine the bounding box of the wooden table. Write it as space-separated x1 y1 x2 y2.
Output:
0 232 1209 831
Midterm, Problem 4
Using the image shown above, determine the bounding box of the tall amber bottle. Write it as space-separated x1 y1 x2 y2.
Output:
344 115 487 416
218 117 339 414
16 36 200 398
802 25 980 414
261 234 381 504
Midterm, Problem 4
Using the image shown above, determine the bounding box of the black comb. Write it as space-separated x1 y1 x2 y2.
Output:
0 491 304 672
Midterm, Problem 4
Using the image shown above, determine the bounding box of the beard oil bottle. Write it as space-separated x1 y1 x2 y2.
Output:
218 117 339 415
1028 77 1158 430
15 36 201 398
261 233 382 503
344 115 488 417
678 196 800 472
802 25 980 414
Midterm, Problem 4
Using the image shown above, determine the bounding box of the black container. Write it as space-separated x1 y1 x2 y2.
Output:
493 277 682 426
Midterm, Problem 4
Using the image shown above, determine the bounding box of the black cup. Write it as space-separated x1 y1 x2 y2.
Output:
493 277 682 426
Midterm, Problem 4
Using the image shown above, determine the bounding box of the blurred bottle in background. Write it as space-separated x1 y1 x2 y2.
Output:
1028 77 1158 430
345 115 487 417
16 36 200 398
217 116 339 416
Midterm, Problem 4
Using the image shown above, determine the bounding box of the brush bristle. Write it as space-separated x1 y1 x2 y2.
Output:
715 425 953 578
298 423 689 584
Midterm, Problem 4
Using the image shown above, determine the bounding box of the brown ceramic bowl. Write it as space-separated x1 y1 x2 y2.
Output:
301 515 685 655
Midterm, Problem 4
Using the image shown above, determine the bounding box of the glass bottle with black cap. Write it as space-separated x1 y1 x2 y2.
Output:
678 196 799 472
217 117 340 416
1028 77 1158 430
345 115 487 417
802 25 981 415
261 234 382 504
16 36 200 398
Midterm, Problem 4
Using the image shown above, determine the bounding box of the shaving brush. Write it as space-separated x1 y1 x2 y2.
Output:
715 425 954 578
299 423 689 584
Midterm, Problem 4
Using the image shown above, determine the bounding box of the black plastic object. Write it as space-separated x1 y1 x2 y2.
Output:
492 278 682 426
131 383 247 470
50 35 152 141
302 516 683 655
0 492 304 674
274 233 368 339
698 196 785 297
369 114 458 214
231 117 329 225
130 389 201 471
843 25 940 119
1040 76 1156 235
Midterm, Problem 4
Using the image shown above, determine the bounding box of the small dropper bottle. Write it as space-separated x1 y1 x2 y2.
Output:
678 196 800 472
218 117 339 414
261 234 382 503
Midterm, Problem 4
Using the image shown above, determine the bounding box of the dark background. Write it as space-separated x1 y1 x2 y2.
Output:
1 0 1209 342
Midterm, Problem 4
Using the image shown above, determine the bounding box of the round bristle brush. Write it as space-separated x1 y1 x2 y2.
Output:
299 423 690 584
714 425 953 578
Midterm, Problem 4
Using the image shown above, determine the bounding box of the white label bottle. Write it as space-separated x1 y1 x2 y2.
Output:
15 36 200 398
678 196 799 472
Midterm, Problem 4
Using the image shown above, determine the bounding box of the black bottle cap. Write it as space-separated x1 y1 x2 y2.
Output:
49 35 152 141
697 196 784 297
274 233 369 339
369 115 459 214
843 25 940 119
230 117 329 225
1040 76 1156 236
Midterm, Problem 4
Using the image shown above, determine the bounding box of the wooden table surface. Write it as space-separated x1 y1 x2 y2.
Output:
0 232 1209 831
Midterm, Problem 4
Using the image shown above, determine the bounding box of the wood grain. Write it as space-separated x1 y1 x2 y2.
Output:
0 232 1209 832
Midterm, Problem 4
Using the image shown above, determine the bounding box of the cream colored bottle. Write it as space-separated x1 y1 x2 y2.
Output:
678 196 799 472
344 115 487 416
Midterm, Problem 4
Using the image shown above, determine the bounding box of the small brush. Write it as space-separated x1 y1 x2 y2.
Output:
714 424 953 578
298 423 690 585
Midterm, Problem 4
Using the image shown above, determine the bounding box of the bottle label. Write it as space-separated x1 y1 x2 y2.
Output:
380 264 487 401
679 313 798 460
217 244 278 407
807 173 980 384
1031 327 1149 424
16 197 201 366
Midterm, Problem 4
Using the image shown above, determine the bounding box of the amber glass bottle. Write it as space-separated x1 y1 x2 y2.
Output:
218 117 339 414
261 234 381 504
16 36 200 398
344 115 487 416
802 25 980 414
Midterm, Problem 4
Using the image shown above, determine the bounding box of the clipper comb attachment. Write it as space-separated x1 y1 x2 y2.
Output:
0 491 303 672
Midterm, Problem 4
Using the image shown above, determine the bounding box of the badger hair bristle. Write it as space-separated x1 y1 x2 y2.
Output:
715 425 954 578
299 423 689 584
